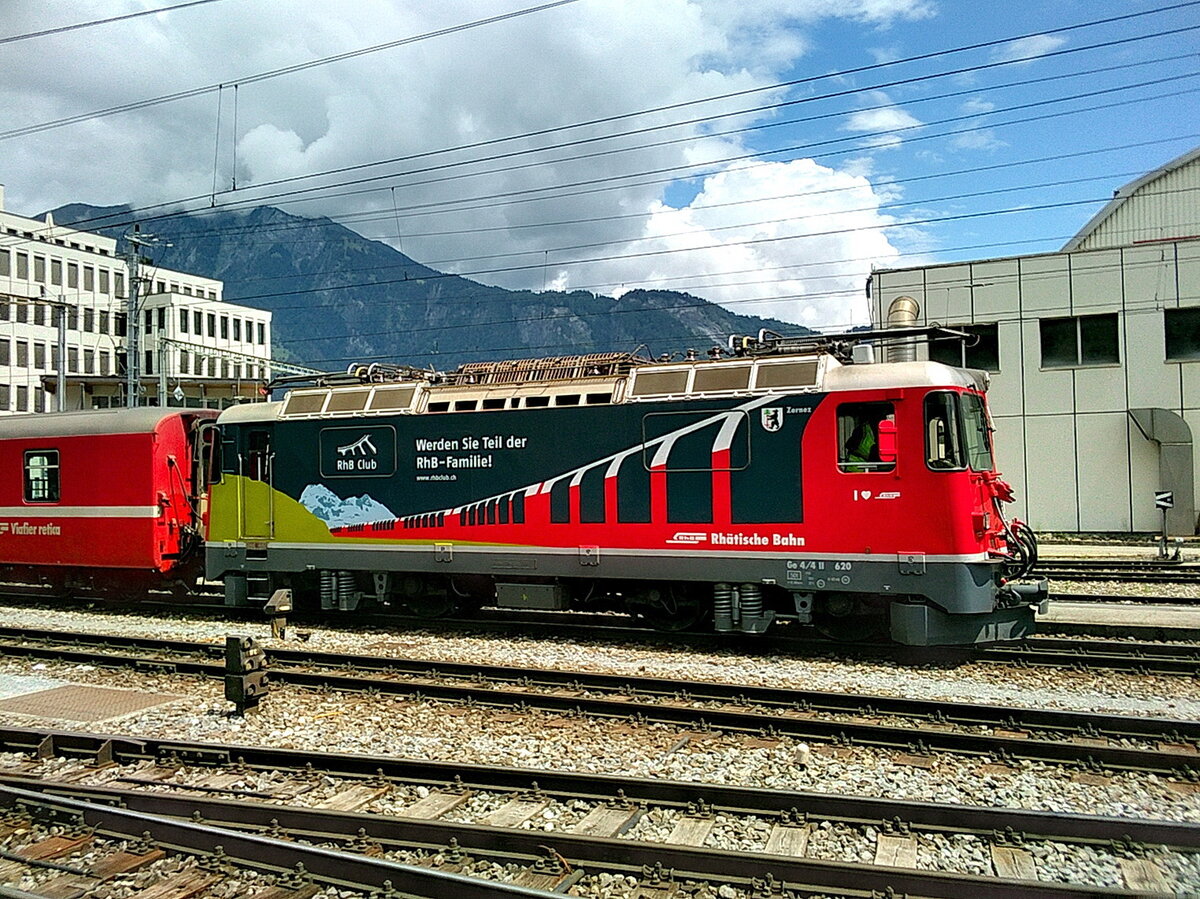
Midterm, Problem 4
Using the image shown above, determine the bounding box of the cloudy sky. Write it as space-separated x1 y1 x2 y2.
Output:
1 0 1196 332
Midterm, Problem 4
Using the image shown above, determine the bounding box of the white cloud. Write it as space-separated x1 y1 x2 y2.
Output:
570 158 902 329
950 98 1004 151
0 0 929 329
990 34 1066 64
843 97 923 149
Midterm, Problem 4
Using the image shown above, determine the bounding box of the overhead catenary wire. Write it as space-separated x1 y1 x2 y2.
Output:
43 48 1196 251
0 0 229 46
0 0 584 143
1 6 1194 373
19 59 1197 269
248 224 1200 355
31 7 1200 235
299 297 1200 370
208 183 1200 308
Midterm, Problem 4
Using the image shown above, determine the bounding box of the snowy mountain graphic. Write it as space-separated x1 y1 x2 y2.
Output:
300 484 396 528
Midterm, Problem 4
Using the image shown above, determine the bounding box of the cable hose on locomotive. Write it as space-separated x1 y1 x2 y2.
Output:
1015 520 1039 577
1003 520 1038 580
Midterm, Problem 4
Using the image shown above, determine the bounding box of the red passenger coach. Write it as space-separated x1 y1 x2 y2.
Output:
0 407 216 595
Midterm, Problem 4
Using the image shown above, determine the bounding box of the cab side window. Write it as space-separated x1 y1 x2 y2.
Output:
837 402 895 473
925 392 966 470
246 430 271 482
24 450 60 502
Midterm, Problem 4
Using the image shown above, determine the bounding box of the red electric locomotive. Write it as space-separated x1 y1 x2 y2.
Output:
0 407 216 595
206 329 1046 645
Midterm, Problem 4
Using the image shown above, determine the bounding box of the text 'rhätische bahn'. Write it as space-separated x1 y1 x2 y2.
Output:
0 328 1048 645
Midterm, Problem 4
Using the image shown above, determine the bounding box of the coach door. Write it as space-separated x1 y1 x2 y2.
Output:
239 427 275 539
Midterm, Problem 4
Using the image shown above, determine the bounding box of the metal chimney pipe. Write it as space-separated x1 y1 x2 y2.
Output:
885 296 920 363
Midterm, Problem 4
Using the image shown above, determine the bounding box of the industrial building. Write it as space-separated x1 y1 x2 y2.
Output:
0 184 273 413
868 146 1199 535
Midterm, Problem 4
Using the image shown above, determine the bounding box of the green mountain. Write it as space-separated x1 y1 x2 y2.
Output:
49 203 813 372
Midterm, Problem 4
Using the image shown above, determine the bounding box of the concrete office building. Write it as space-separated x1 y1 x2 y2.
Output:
0 184 273 413
868 147 1200 535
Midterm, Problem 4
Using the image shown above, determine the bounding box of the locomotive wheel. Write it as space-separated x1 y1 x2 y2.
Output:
629 584 707 632
402 592 458 618
813 594 887 642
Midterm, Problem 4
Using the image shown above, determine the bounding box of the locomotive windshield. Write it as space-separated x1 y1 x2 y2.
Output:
960 392 994 471
925 391 994 472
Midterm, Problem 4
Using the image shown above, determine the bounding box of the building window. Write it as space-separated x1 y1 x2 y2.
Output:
99 270 109 294
156 280 166 293
100 311 109 334
180 309 189 333
99 350 110 376
194 310 202 334
67 263 78 288
15 340 28 367
232 318 242 341
50 259 62 286
67 308 78 330
0 340 9 365
145 309 153 331
33 304 45 326
207 313 216 337
15 386 28 413
157 307 165 330
51 345 58 370
34 387 44 413
1039 313 1119 368
220 316 229 340
16 302 27 323
114 272 125 298
68 347 78 373
179 350 189 374
83 266 94 291
144 350 153 375
1165 308 1200 362
34 343 45 369
0 249 8 275
24 450 60 502
84 308 95 332
208 357 216 377
257 322 265 344
0 301 7 321
33 256 45 282
84 349 95 374
15 253 28 279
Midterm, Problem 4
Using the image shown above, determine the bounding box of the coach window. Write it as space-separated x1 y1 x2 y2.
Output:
24 450 60 503
925 392 966 470
837 402 895 472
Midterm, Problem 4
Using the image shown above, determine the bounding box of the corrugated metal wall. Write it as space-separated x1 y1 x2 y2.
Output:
1073 154 1200 250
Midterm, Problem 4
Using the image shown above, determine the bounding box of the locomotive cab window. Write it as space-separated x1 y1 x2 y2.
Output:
245 430 272 482
960 392 995 471
837 403 895 473
925 392 966 470
24 450 60 503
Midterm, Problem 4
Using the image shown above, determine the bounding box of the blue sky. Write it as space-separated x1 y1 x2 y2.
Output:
0 0 1196 340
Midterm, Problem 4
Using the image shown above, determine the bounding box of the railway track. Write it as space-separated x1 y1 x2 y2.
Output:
2 726 1194 896
1037 559 1200 585
0 627 1198 775
0 780 543 898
